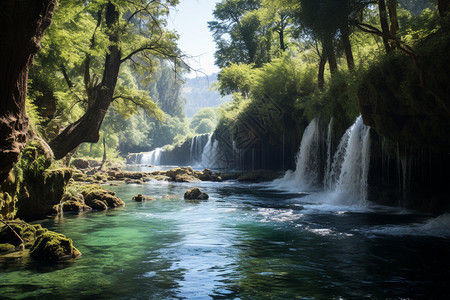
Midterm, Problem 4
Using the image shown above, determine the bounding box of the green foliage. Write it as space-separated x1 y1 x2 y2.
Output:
190 108 218 134
217 55 317 147
195 119 216 134
17 140 52 178
299 70 360 129
208 0 265 67
217 63 255 96
28 0 181 157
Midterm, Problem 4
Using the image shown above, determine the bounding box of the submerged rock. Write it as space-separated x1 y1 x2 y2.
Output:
132 194 155 202
184 187 209 201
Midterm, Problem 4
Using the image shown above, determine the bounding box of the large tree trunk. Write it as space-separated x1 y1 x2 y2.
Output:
0 0 56 182
279 28 286 52
318 55 327 90
378 0 392 53
322 35 338 74
439 0 450 16
387 0 399 36
340 25 355 71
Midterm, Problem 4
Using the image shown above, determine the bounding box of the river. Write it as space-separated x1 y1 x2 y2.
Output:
1 171 450 299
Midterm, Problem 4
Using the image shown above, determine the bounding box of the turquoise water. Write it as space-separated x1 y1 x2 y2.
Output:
1 179 450 299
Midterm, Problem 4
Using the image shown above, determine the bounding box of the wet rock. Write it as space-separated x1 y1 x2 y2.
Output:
132 194 155 202
102 194 125 208
125 178 143 184
62 200 92 212
197 168 222 182
237 171 283 182
85 199 108 210
80 185 125 210
184 187 209 200
30 231 81 260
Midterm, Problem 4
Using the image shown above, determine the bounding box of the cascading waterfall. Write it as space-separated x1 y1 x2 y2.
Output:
190 134 210 165
275 115 372 207
323 118 334 188
275 118 321 190
141 148 163 165
201 134 219 168
333 116 371 205
324 124 352 190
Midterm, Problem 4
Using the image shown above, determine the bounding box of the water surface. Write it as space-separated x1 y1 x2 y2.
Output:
1 179 450 299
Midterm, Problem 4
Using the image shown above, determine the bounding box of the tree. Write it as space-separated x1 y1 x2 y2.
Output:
44 0 180 160
208 0 263 67
0 0 56 182
190 108 218 134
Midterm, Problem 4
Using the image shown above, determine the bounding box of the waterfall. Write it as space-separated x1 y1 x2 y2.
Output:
190 134 210 165
141 148 163 165
324 124 352 190
201 134 218 168
323 118 334 188
275 118 321 190
333 116 371 205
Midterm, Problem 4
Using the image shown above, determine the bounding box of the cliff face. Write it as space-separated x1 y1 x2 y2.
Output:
358 25 450 213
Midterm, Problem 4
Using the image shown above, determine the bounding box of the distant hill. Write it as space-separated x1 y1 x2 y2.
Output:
183 73 231 118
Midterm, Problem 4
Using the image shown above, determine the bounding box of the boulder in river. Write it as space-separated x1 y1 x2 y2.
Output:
184 187 209 200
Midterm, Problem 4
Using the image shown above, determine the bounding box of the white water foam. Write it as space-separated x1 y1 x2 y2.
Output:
141 148 163 165
363 214 450 238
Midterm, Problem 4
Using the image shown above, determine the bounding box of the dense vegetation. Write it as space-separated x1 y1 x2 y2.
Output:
207 0 449 170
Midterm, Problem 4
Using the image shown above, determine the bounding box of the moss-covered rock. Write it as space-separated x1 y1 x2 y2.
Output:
62 200 92 212
78 184 125 210
30 231 81 260
0 168 22 219
184 187 209 201
0 243 15 253
0 220 41 248
86 199 108 210
16 168 73 219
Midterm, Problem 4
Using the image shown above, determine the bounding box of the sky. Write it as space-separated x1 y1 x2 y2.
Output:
167 0 221 78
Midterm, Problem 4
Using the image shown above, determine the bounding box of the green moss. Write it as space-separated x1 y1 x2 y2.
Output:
17 139 52 178
0 220 37 248
0 243 15 253
0 168 22 220
30 231 81 260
